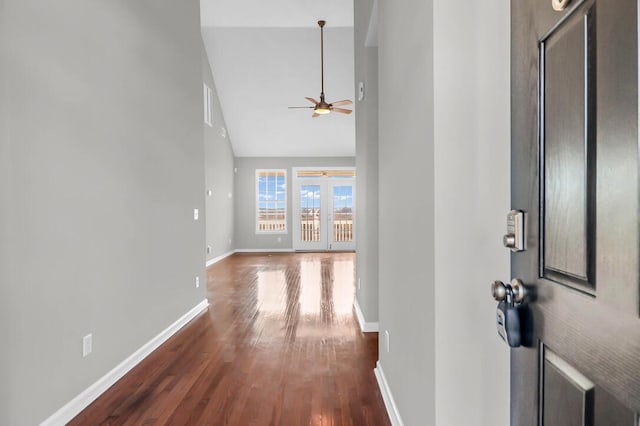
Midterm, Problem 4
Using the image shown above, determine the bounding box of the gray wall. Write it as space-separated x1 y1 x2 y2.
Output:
1 1 207 424
234 157 355 250
202 42 236 261
377 0 436 424
354 0 379 324
432 0 510 424
375 0 510 425
0 0 9 418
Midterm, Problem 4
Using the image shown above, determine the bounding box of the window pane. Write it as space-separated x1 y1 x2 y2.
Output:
269 173 276 194
332 185 353 242
301 185 321 242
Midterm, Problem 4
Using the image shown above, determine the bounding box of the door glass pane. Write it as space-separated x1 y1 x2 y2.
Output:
300 185 321 242
332 186 353 242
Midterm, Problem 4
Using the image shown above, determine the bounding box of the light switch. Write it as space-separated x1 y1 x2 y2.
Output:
194 209 199 220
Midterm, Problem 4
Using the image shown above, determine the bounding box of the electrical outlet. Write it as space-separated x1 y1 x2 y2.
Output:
385 330 390 353
206 245 212 255
82 334 93 358
195 276 200 288
193 209 199 220
277 237 282 243
207 189 212 197
358 278 361 290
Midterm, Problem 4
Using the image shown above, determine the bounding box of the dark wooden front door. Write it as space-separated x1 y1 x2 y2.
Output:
511 0 640 424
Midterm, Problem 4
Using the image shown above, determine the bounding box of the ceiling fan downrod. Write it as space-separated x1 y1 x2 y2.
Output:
319 20 325 102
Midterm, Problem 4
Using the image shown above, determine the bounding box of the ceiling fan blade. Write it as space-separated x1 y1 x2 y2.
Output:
332 107 352 115
288 106 315 109
331 99 353 107
312 113 320 118
305 97 319 105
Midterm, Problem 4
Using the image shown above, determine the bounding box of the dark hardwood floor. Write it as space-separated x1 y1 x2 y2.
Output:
70 252 390 425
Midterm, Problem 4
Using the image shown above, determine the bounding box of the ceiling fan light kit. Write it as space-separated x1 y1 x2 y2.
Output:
287 20 353 117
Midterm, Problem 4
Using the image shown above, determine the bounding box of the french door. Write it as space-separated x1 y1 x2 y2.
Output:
292 170 356 251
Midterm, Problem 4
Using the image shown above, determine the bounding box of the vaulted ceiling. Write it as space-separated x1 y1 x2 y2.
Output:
200 0 355 157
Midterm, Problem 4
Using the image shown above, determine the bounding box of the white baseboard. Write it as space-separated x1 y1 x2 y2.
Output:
374 361 405 426
234 248 295 253
354 298 379 332
206 250 235 268
40 299 209 426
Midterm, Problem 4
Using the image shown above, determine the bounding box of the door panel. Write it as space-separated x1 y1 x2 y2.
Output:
511 0 640 424
541 5 595 290
542 348 595 426
540 346 637 426
593 387 637 426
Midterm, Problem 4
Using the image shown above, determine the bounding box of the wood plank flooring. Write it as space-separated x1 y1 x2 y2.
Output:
70 252 390 425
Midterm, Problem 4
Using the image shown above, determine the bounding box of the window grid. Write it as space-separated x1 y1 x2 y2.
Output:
256 169 287 233
300 185 321 242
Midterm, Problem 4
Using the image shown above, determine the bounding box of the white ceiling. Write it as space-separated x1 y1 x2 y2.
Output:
200 1 355 158
201 0 354 28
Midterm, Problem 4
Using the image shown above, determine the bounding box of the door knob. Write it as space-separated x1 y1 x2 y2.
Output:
492 278 526 304
491 280 508 301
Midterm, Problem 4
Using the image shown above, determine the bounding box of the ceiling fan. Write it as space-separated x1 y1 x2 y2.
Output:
288 20 353 118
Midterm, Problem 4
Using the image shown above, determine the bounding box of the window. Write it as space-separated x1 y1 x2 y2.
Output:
256 169 287 233
203 83 213 127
